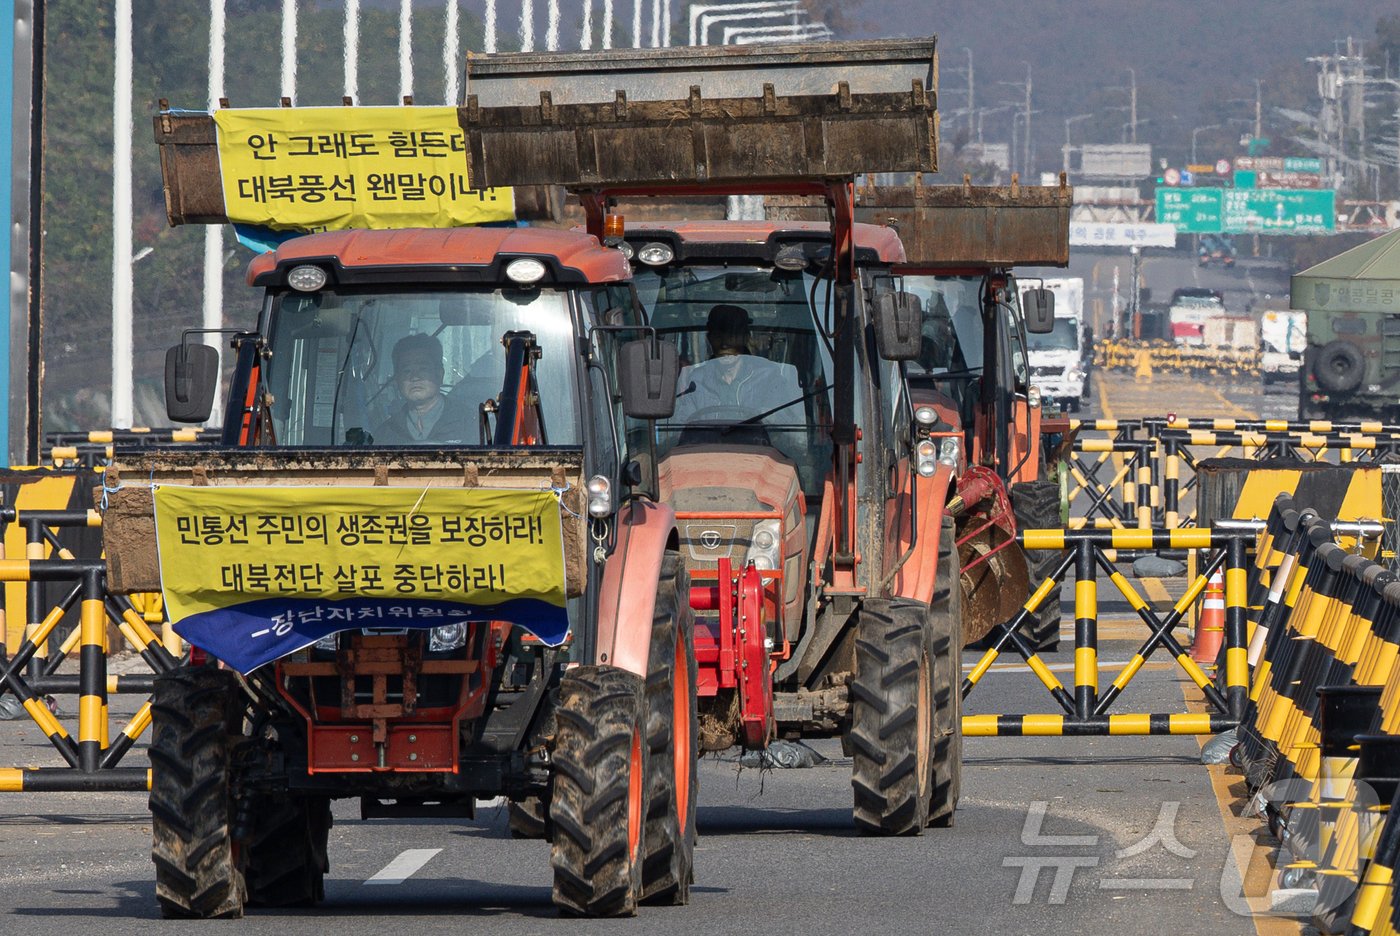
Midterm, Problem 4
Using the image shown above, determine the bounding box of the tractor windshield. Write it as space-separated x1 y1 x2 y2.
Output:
901 274 986 377
263 286 582 447
632 264 835 496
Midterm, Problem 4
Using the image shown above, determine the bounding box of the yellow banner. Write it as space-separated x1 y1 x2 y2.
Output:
152 485 567 671
213 106 516 231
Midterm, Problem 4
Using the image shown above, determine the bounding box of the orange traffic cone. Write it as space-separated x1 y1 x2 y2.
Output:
1191 570 1225 665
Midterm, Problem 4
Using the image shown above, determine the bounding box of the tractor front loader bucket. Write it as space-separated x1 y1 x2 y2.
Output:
458 38 938 191
767 179 1073 268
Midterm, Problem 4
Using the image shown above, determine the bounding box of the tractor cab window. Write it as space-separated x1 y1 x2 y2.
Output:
901 274 987 422
264 286 581 447
632 264 836 498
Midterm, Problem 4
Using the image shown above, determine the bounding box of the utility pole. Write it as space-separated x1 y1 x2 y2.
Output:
1128 67 1137 144
1023 62 1033 177
964 46 974 140
1254 78 1263 144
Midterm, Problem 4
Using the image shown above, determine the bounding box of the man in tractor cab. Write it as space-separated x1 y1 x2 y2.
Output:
372 332 473 444
672 303 805 433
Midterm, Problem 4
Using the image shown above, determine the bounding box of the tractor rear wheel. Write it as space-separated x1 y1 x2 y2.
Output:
928 520 963 828
550 666 650 916
1011 479 1064 652
244 795 331 907
641 550 698 905
850 599 934 835
149 665 247 919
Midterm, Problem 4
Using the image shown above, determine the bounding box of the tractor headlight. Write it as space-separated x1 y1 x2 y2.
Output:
586 474 613 518
914 405 939 428
429 622 469 653
314 632 340 652
1027 385 1042 408
505 257 547 285
915 438 938 477
744 519 782 571
287 264 328 292
636 242 674 266
938 435 961 468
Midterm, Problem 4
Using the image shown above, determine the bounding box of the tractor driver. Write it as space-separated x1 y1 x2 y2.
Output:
672 303 805 429
372 333 473 444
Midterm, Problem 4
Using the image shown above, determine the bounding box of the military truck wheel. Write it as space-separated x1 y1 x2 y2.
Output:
928 521 963 828
550 666 650 916
1314 340 1364 394
508 797 550 839
850 599 934 835
245 796 331 907
149 665 247 920
641 550 698 905
1011 479 1064 652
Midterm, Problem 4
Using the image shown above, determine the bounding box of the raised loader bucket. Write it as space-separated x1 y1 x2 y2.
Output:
152 110 566 226
459 38 937 191
766 178 1073 268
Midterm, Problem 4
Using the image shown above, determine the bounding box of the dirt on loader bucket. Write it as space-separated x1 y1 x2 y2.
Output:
458 38 937 191
100 449 587 596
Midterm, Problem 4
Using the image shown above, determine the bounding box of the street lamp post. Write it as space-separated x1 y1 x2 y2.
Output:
1342 76 1400 195
1063 112 1092 174
1191 124 1222 165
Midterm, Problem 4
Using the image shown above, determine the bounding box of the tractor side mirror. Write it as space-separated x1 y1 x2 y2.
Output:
164 343 220 423
873 292 922 361
618 338 680 419
1023 288 1055 334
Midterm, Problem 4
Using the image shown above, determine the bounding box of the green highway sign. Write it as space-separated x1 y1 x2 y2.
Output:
1155 187 1335 234
1221 189 1334 233
1155 189 1223 233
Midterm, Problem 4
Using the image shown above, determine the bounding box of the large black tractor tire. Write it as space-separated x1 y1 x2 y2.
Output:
244 796 332 907
550 666 651 917
1314 340 1364 394
928 520 964 828
508 797 550 839
641 550 699 905
149 665 247 920
1011 479 1064 653
850 598 935 835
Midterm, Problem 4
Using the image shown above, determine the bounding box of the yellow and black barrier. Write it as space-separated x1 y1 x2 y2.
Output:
0 501 178 792
1096 338 1261 378
961 526 1252 737
41 427 214 471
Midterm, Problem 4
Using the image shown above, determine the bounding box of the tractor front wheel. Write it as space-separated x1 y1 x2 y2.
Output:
849 599 935 835
928 520 964 827
149 666 247 919
550 666 650 916
641 550 698 904
244 795 331 907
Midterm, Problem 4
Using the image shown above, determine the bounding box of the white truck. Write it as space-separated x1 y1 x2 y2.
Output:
1026 276 1088 412
1259 308 1306 386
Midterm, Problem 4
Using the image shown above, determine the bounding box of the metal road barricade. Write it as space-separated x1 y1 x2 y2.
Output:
41 428 215 470
1096 339 1260 379
961 526 1254 737
1062 417 1399 529
0 503 178 792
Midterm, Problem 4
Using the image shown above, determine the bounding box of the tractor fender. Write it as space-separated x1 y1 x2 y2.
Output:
593 499 678 678
891 462 956 605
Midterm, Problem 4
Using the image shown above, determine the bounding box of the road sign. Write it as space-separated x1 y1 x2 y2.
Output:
1215 159 1231 175
1221 188 1335 233
1235 156 1323 173
1155 188 1222 232
1162 167 1180 186
1154 187 1336 234
1179 170 1195 186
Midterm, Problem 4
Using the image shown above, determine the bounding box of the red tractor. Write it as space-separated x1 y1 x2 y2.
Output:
111 115 697 918
462 40 959 832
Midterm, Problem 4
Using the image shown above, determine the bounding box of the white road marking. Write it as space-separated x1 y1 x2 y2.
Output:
364 848 442 885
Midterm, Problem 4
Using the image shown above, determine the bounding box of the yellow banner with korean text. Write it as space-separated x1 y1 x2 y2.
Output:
152 485 566 673
212 106 516 231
